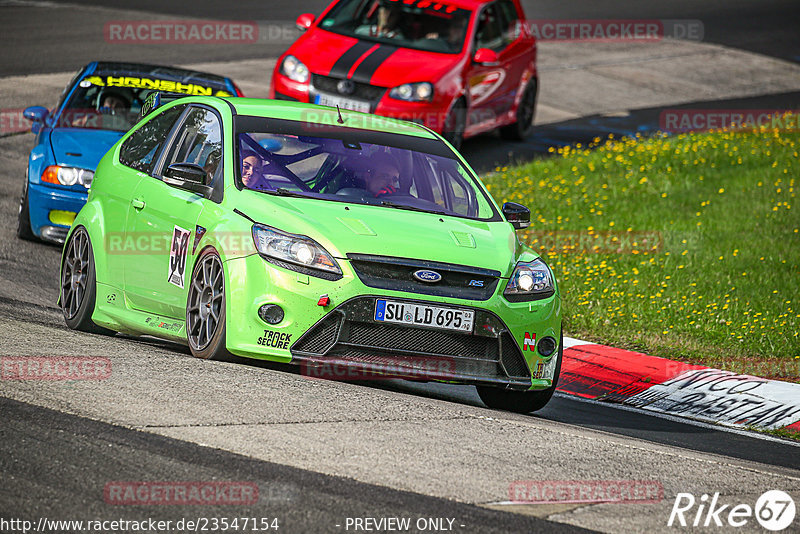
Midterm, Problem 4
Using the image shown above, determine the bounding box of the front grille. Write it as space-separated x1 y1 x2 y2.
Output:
311 74 386 103
291 296 529 385
348 321 498 360
500 332 530 378
347 254 501 301
40 226 69 244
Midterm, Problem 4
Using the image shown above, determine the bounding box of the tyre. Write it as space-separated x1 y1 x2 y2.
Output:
17 181 36 241
61 227 115 335
500 79 537 141
186 248 233 361
476 331 562 414
442 99 466 151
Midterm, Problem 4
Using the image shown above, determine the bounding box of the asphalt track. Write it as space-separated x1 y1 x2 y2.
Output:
2 0 798 75
1 1 800 532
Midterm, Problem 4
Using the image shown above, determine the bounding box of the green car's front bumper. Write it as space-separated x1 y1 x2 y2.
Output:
224 252 561 391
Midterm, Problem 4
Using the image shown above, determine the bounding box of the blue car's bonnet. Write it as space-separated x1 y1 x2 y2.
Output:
50 128 126 170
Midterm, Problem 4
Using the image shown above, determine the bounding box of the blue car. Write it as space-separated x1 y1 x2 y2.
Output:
18 61 242 243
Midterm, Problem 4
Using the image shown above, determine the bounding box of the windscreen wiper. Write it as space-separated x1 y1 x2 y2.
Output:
380 200 447 215
263 187 318 199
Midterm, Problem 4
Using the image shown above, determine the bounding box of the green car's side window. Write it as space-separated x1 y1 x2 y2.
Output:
161 107 223 186
119 105 185 174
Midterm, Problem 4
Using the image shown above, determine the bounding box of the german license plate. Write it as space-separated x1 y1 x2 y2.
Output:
374 299 474 333
315 93 371 113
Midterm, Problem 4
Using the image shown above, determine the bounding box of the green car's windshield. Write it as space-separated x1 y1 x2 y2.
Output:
319 0 471 54
235 117 497 221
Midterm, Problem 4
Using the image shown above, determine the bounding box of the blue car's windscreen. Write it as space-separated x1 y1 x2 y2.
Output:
235 120 498 221
57 73 231 132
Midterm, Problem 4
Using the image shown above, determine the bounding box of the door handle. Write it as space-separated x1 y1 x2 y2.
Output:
131 198 145 210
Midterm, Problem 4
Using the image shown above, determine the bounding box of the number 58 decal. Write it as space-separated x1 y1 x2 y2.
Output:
168 225 191 288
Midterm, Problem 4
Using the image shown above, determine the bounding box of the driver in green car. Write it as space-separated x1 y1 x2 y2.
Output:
364 157 400 197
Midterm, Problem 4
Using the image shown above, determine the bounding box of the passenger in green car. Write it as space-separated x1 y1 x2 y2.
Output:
241 151 269 190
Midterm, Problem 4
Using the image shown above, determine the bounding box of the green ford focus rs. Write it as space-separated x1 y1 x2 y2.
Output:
60 94 562 413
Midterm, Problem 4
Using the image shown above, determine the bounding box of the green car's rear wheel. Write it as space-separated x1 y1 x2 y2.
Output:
476 331 562 413
61 227 114 334
186 248 232 361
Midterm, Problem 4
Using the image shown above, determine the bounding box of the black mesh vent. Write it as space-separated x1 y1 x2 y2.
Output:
292 314 341 355
500 332 530 378
311 74 386 102
347 321 497 360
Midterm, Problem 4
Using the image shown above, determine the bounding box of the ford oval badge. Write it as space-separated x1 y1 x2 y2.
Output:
413 269 442 283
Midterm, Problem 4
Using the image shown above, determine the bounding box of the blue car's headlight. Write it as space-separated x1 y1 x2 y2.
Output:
504 258 555 302
41 165 93 189
252 224 341 279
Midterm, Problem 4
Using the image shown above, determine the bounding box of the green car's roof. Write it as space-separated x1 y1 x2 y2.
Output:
218 97 436 139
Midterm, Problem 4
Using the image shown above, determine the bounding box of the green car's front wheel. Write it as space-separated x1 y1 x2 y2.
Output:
61 227 114 335
476 331 562 414
186 248 232 361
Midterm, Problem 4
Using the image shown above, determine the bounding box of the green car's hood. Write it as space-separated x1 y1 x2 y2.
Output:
238 193 519 276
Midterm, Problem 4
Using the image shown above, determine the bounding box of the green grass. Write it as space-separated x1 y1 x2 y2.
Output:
750 425 800 442
483 123 800 380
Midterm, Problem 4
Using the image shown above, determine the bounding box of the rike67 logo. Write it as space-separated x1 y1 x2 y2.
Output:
668 490 796 531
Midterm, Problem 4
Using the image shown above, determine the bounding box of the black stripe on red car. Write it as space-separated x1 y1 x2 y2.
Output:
349 45 397 84
329 41 374 78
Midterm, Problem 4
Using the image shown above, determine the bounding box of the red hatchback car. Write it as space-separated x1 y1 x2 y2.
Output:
269 0 537 149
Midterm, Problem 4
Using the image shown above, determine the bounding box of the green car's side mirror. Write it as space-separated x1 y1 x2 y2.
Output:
502 202 530 230
165 162 212 197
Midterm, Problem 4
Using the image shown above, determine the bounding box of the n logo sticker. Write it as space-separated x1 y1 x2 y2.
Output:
168 225 191 288
523 332 536 351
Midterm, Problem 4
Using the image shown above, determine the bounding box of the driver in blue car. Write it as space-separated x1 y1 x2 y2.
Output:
71 90 131 128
